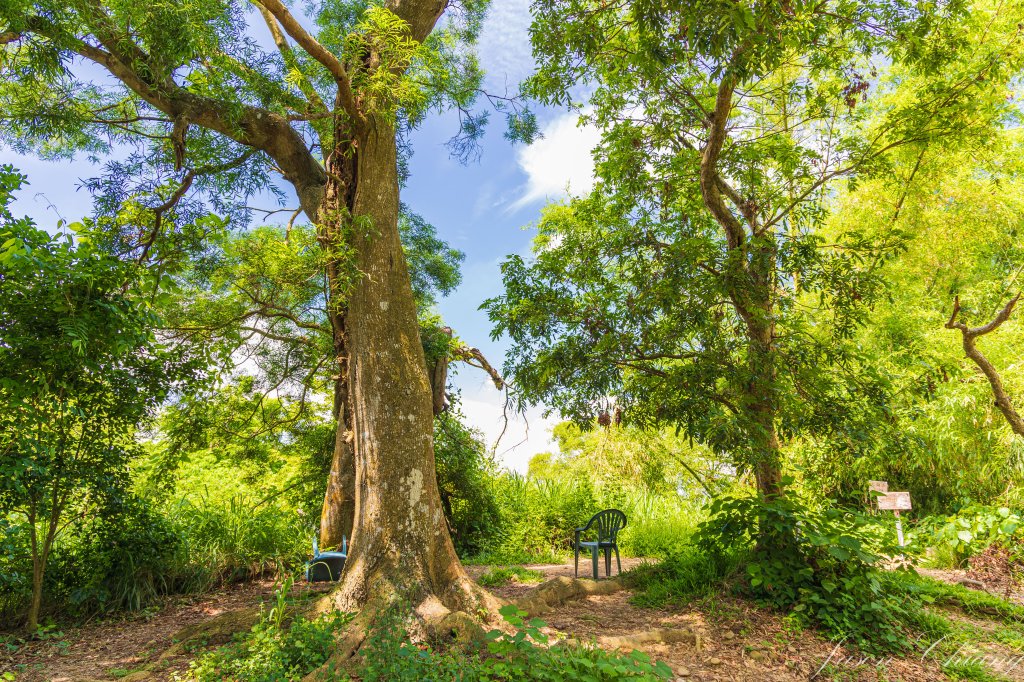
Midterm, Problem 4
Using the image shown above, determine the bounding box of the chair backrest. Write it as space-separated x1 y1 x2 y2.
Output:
583 509 627 543
313 534 347 557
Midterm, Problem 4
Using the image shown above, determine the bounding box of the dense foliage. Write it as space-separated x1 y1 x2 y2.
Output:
696 491 909 652
0 167 201 630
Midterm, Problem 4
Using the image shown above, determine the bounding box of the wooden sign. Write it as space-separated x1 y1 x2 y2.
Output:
868 480 889 494
876 491 912 511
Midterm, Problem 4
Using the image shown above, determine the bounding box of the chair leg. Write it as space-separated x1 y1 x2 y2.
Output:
574 544 579 578
614 545 622 575
591 547 599 580
605 547 611 577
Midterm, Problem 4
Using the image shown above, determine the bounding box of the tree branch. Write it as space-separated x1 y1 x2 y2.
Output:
251 0 364 128
946 293 1024 438
699 73 746 250
452 343 505 390
18 13 328 218
255 3 328 114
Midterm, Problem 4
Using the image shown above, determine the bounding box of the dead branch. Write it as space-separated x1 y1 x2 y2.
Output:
946 293 1024 437
451 343 505 391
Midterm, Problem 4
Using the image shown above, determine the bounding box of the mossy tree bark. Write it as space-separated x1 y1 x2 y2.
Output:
326 116 492 615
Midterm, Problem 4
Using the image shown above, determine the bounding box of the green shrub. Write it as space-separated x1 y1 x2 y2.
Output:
187 577 351 682
624 547 740 608
477 566 545 587
1 488 308 625
912 505 1023 568
0 516 31 624
434 412 503 557
52 497 191 614
696 490 912 653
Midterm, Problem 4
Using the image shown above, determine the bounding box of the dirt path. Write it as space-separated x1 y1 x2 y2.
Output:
1 580 333 682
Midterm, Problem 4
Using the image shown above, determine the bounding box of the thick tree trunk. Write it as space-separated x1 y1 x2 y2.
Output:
327 116 488 617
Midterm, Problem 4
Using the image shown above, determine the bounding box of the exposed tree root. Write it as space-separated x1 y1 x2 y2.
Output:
103 607 265 681
516 576 624 617
168 606 263 648
301 577 509 681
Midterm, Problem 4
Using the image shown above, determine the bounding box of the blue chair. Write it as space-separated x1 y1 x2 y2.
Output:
306 535 347 582
574 509 627 579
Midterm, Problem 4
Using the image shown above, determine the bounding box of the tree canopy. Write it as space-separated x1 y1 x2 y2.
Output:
487 0 1024 497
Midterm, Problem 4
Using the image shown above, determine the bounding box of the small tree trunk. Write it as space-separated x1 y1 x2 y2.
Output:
746 346 783 498
27 550 44 633
25 501 60 633
328 116 489 616
741 238 784 500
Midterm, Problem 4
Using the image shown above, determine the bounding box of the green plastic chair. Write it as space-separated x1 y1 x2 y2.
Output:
574 509 627 579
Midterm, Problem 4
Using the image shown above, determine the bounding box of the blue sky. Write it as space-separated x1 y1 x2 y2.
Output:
4 0 600 471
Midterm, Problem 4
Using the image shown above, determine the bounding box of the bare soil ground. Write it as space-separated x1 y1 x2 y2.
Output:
1 580 334 682
4 561 1023 682
475 561 951 681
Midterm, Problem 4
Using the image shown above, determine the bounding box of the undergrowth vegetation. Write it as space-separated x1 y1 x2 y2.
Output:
187 599 674 682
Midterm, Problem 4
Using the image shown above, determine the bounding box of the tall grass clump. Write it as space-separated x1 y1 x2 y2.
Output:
168 493 308 587
0 490 309 625
474 471 705 564
614 490 703 557
477 473 600 563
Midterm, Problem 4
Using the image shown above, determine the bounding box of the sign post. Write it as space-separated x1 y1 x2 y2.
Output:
875 491 912 547
868 480 888 515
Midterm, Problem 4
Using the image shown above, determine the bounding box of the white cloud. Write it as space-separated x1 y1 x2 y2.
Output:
456 378 558 474
477 0 535 90
511 112 601 211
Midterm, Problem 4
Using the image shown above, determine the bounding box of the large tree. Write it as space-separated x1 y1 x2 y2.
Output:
486 0 1024 498
157 211 502 551
0 0 523 629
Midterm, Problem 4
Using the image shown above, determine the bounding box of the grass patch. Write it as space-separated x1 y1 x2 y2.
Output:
463 549 567 566
942 659 1006 682
887 572 1024 623
478 566 545 587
